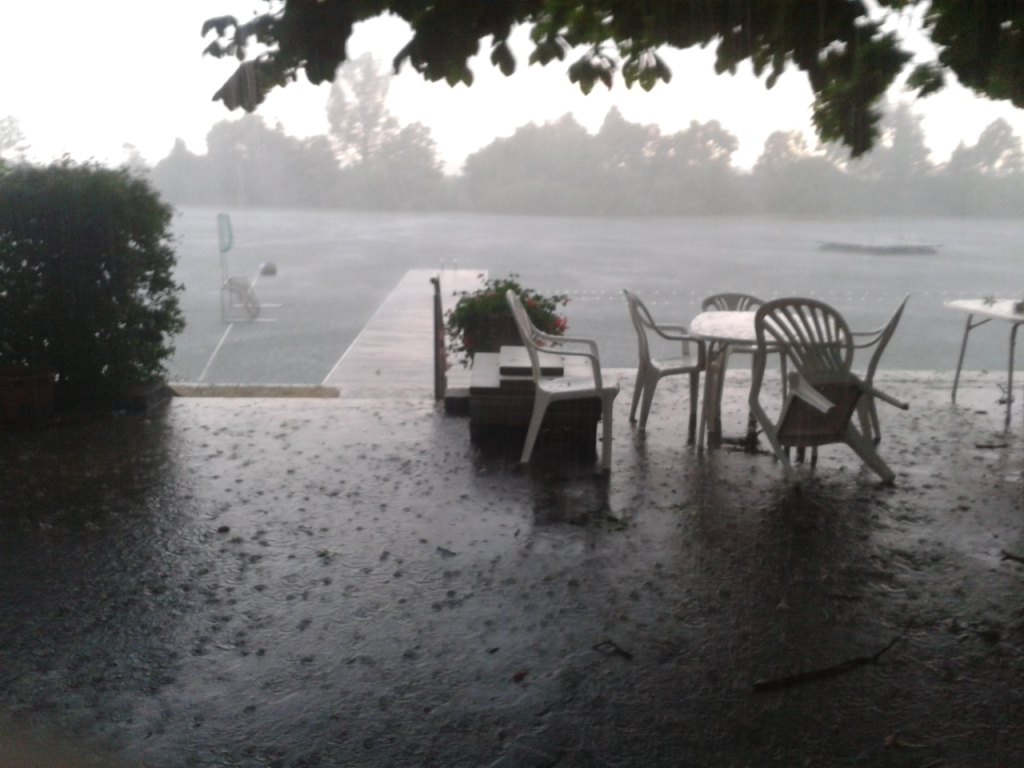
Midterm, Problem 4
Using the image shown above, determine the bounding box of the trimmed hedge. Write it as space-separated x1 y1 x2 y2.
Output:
0 161 184 409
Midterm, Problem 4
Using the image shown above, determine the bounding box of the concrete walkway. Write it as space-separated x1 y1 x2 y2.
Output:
322 268 481 398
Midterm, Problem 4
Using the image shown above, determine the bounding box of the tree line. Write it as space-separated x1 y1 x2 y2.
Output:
6 55 1022 217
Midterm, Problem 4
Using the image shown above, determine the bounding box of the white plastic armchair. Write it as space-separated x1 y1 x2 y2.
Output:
747 298 908 484
506 290 620 472
623 290 705 442
852 295 910 444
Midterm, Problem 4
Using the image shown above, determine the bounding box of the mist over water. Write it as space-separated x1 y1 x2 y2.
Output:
168 206 1022 385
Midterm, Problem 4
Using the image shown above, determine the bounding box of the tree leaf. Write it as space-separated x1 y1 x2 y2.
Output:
654 53 672 84
490 41 516 76
201 15 237 38
906 63 945 97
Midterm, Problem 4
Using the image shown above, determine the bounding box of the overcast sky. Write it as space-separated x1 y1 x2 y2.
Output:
6 2 1024 173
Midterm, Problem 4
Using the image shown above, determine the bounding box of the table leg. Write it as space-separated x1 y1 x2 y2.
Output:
713 346 729 444
743 409 759 452
696 371 707 451
698 341 724 451
951 314 973 404
1006 323 1020 432
697 343 713 451
953 315 994 405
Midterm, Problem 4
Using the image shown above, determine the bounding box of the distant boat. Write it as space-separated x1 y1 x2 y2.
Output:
818 240 939 255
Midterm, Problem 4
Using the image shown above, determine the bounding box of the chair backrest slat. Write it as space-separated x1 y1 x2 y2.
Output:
624 289 655 366
756 298 853 377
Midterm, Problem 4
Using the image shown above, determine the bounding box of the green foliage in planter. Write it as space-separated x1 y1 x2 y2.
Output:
0 160 185 408
445 273 568 365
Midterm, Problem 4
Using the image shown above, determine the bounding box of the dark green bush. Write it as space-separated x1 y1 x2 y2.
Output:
0 161 184 409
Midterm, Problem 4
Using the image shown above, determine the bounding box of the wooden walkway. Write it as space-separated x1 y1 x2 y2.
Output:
321 268 482 399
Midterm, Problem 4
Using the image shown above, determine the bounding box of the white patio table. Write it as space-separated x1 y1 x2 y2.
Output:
944 298 1024 431
688 310 759 450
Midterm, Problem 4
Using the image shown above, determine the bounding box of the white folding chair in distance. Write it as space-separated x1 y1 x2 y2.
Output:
748 297 908 484
506 290 620 472
623 290 705 443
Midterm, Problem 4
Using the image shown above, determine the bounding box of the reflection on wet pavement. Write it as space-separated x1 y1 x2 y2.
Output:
1 375 1023 767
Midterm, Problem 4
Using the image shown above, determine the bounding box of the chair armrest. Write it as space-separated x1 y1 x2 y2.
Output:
536 330 599 356
553 334 599 350
530 334 601 382
554 346 604 387
788 374 836 413
852 327 884 349
649 323 688 339
649 325 706 365
859 381 909 410
649 324 698 343
553 345 600 361
651 326 698 343
532 327 590 346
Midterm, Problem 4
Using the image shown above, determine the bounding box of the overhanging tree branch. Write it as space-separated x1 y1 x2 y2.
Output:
202 0 1024 157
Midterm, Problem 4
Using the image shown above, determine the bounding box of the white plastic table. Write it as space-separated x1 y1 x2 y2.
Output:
688 310 758 449
944 298 1024 431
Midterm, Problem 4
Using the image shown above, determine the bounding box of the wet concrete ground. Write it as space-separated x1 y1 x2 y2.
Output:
1 372 1023 768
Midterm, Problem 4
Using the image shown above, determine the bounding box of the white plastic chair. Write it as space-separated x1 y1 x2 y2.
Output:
623 290 705 442
506 290 620 472
852 295 910 444
747 298 908 484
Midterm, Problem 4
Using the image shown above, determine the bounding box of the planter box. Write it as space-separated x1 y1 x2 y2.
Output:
465 314 523 358
0 368 56 423
468 350 601 445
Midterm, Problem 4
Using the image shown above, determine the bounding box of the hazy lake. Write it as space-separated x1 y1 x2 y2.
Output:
168 206 1022 385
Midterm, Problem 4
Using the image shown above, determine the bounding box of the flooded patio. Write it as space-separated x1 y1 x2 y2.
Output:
2 371 1023 767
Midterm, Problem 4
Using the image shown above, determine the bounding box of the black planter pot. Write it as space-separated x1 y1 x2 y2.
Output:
473 314 523 354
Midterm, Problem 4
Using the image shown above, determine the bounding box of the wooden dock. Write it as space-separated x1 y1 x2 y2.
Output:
321 268 482 399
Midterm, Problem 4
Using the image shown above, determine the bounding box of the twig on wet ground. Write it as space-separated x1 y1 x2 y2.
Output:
592 639 633 661
1000 549 1024 565
882 731 926 749
752 630 905 693
720 433 771 455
